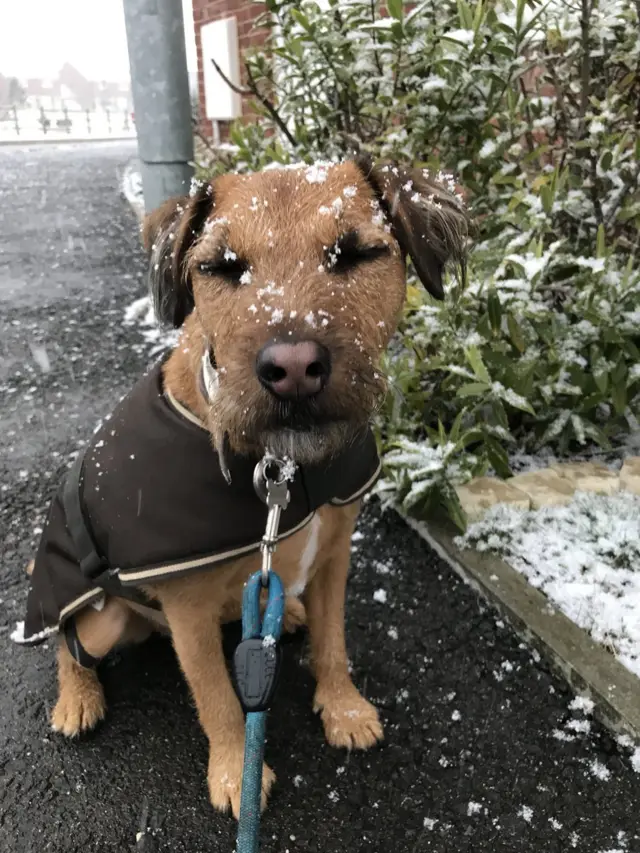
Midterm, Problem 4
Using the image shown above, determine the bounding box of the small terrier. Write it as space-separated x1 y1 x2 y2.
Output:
20 155 466 817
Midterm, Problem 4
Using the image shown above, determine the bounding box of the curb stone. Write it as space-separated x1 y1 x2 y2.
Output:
0 135 137 147
402 511 640 741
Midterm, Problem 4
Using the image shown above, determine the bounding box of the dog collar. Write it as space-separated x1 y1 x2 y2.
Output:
200 347 219 404
198 347 233 484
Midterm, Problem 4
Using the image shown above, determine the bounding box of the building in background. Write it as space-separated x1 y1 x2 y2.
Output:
0 65 133 113
0 75 27 108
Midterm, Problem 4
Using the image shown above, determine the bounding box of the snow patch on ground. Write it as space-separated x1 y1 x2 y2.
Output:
123 295 178 355
456 490 640 679
589 759 611 781
120 162 145 221
616 735 640 774
518 804 533 823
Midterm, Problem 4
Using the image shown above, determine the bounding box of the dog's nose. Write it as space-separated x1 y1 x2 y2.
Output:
256 340 331 400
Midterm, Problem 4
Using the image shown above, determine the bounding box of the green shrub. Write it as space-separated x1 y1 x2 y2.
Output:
199 0 640 528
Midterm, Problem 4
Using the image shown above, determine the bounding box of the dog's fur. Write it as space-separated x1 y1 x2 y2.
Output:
44 158 466 818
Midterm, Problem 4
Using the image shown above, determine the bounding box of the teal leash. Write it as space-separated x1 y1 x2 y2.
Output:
234 570 285 853
234 457 292 853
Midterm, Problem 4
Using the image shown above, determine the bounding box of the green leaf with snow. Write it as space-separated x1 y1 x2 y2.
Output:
387 0 404 21
540 184 553 216
506 314 526 353
485 435 512 479
611 382 627 415
290 9 313 33
494 384 535 415
539 411 571 446
487 289 502 334
465 346 491 383
456 0 473 29
440 480 468 532
472 0 485 35
449 409 467 443
580 421 611 450
593 367 609 394
457 381 491 398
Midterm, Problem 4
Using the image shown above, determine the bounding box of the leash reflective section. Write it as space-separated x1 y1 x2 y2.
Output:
234 456 293 853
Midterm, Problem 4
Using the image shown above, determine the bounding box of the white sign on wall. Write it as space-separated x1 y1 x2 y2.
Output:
201 17 242 121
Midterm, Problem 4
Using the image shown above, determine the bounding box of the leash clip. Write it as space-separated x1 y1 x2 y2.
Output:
253 456 293 585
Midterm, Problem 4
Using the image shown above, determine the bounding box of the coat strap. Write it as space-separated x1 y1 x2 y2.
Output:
64 616 101 669
63 453 109 581
61 453 162 612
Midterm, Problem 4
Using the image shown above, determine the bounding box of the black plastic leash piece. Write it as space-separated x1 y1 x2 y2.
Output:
233 637 282 713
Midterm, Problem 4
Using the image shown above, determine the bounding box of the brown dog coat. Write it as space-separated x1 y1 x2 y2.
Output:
22 356 380 644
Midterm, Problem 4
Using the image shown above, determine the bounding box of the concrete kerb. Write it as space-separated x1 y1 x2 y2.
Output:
0 135 137 147
403 511 640 741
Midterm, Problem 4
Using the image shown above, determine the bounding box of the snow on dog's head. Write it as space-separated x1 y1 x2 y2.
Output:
142 159 467 464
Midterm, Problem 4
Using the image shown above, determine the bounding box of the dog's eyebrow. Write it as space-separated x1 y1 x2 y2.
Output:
333 230 390 255
334 229 361 255
326 229 390 272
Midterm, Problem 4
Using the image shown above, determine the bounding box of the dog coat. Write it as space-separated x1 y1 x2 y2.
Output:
22 357 381 644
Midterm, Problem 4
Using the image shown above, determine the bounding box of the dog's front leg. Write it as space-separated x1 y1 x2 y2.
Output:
306 504 383 750
159 592 275 818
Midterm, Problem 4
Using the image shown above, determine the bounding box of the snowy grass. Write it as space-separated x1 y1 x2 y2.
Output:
455 491 640 679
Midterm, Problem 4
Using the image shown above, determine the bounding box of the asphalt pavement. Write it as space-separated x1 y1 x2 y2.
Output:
1 142 639 853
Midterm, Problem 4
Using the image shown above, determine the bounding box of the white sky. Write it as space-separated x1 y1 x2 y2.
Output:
0 0 197 82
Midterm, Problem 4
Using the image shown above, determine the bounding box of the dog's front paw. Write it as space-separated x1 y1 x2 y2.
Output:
51 669 106 737
208 749 276 819
314 682 384 750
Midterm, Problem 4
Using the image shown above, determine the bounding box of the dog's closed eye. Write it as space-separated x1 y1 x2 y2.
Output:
327 230 390 274
198 251 250 285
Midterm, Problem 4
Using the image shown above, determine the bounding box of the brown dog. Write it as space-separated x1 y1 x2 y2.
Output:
22 156 466 818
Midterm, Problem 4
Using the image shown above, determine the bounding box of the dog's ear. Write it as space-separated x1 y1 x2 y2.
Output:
355 154 468 300
142 183 214 328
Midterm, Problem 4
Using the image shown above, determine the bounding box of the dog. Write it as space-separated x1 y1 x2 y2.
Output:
20 155 466 818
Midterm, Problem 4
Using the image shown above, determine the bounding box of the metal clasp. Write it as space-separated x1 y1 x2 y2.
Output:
253 456 294 585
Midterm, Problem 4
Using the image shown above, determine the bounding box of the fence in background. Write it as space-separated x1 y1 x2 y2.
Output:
0 106 136 142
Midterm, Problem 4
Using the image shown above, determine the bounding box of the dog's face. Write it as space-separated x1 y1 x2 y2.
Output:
143 158 466 464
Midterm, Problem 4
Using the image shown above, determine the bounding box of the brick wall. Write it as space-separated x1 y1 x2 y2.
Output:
192 0 266 140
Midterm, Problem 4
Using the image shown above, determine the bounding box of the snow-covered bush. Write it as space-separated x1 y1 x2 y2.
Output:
200 0 640 527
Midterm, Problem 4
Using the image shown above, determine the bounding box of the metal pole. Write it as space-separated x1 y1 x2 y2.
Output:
122 0 194 214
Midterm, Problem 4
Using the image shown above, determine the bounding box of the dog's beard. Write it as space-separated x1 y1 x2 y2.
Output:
208 392 370 465
259 421 358 465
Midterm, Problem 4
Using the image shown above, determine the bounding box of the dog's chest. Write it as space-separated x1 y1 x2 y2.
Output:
286 514 322 597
